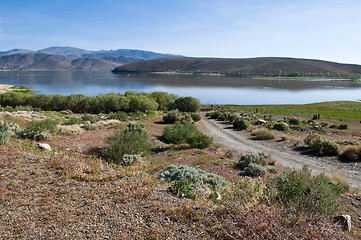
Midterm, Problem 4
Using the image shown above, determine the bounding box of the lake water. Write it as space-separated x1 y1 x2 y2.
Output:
0 70 360 105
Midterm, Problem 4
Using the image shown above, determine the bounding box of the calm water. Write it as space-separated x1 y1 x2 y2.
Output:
0 70 360 105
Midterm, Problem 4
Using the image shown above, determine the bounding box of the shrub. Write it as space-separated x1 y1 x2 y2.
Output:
320 122 328 127
158 164 227 191
233 117 250 130
304 134 340 156
253 129 275 140
169 179 196 199
150 91 177 110
340 146 361 162
207 111 222 119
321 141 341 156
163 110 182 124
288 118 301 125
161 121 197 144
273 122 289 131
237 152 269 170
329 124 338 129
128 95 158 112
187 132 213 149
18 119 59 140
0 123 9 145
339 140 359 146
244 163 267 177
170 97 201 112
190 113 201 122
81 114 97 123
264 166 347 216
102 122 150 163
338 124 348 130
107 111 129 121
63 117 83 125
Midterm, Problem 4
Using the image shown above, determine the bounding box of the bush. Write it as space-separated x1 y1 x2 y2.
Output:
159 164 227 191
244 163 267 177
288 118 301 125
233 117 250 130
169 179 196 199
0 123 9 145
102 122 150 163
253 129 275 140
237 152 270 170
273 122 289 131
264 166 347 216
18 119 59 140
161 121 197 144
186 132 213 149
170 97 201 112
163 110 182 124
339 140 359 146
304 134 340 156
338 124 348 130
340 146 361 162
81 114 97 123
63 117 83 125
190 113 201 122
128 95 158 112
150 92 177 110
122 154 141 166
321 141 341 156
329 124 338 129
107 111 129 121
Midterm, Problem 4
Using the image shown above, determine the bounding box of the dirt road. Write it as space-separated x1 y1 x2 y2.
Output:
200 116 361 189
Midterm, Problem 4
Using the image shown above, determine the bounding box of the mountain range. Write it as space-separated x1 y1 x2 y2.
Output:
0 46 178 71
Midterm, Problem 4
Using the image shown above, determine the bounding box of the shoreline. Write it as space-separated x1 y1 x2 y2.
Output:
0 84 14 93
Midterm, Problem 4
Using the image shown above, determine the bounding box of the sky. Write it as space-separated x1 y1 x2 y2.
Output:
1 0 361 64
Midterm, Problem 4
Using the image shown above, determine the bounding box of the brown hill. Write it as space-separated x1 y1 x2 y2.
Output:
112 57 361 76
0 53 142 71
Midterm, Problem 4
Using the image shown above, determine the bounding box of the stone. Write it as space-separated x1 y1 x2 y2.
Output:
257 119 267 124
37 143 52 151
333 215 351 232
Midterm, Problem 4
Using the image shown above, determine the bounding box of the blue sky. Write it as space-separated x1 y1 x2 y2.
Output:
1 0 361 64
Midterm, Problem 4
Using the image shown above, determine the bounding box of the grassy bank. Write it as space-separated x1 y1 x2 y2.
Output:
215 101 361 122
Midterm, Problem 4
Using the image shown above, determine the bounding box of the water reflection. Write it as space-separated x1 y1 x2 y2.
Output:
0 71 360 105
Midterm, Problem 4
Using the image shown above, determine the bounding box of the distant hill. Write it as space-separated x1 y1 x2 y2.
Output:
0 53 141 71
35 46 179 60
112 57 361 77
0 49 34 56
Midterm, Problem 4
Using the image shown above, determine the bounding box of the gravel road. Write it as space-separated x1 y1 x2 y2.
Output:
201 116 361 189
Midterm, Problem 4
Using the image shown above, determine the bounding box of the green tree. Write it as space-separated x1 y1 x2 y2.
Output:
170 96 201 112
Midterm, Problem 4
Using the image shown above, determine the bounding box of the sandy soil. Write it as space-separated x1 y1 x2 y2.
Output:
200 116 361 189
0 84 14 93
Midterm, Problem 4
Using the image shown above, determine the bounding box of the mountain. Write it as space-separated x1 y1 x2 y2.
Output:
35 46 179 60
0 49 34 56
0 53 141 71
112 56 361 76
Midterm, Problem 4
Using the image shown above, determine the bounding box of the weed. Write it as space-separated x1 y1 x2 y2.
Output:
253 129 275 140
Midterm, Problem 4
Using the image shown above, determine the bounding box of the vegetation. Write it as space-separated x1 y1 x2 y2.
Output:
340 146 361 162
102 122 150 164
237 152 270 170
169 96 201 112
233 117 250 130
0 91 178 113
244 162 267 177
304 134 341 156
161 121 213 149
273 122 289 131
158 164 227 191
253 129 275 140
0 122 9 145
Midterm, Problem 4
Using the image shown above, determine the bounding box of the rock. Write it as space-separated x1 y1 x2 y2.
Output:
37 143 51 151
35 132 52 141
333 215 351 232
257 119 267 124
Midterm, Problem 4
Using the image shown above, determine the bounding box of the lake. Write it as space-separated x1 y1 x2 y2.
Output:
0 70 360 105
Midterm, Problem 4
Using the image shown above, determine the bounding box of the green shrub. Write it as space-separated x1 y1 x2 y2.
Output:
102 122 150 163
233 117 250 130
122 154 141 166
339 140 359 146
186 132 213 149
253 129 275 140
321 141 341 156
288 118 301 125
190 113 201 122
237 152 269 170
320 122 329 127
207 111 222 119
161 121 197 144
338 124 348 130
159 164 227 191
163 110 182 124
81 114 97 123
340 146 361 162
18 119 59 140
264 166 347 216
329 124 338 129
244 163 267 177
128 95 158 112
150 91 177 110
0 123 9 145
273 122 289 131
63 117 83 125
169 179 196 199
107 111 129 121
304 134 340 156
170 97 201 112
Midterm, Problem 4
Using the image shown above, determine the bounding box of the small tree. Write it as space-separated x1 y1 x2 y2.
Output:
170 97 201 112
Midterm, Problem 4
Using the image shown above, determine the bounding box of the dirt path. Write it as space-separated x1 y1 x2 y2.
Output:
200 116 361 189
